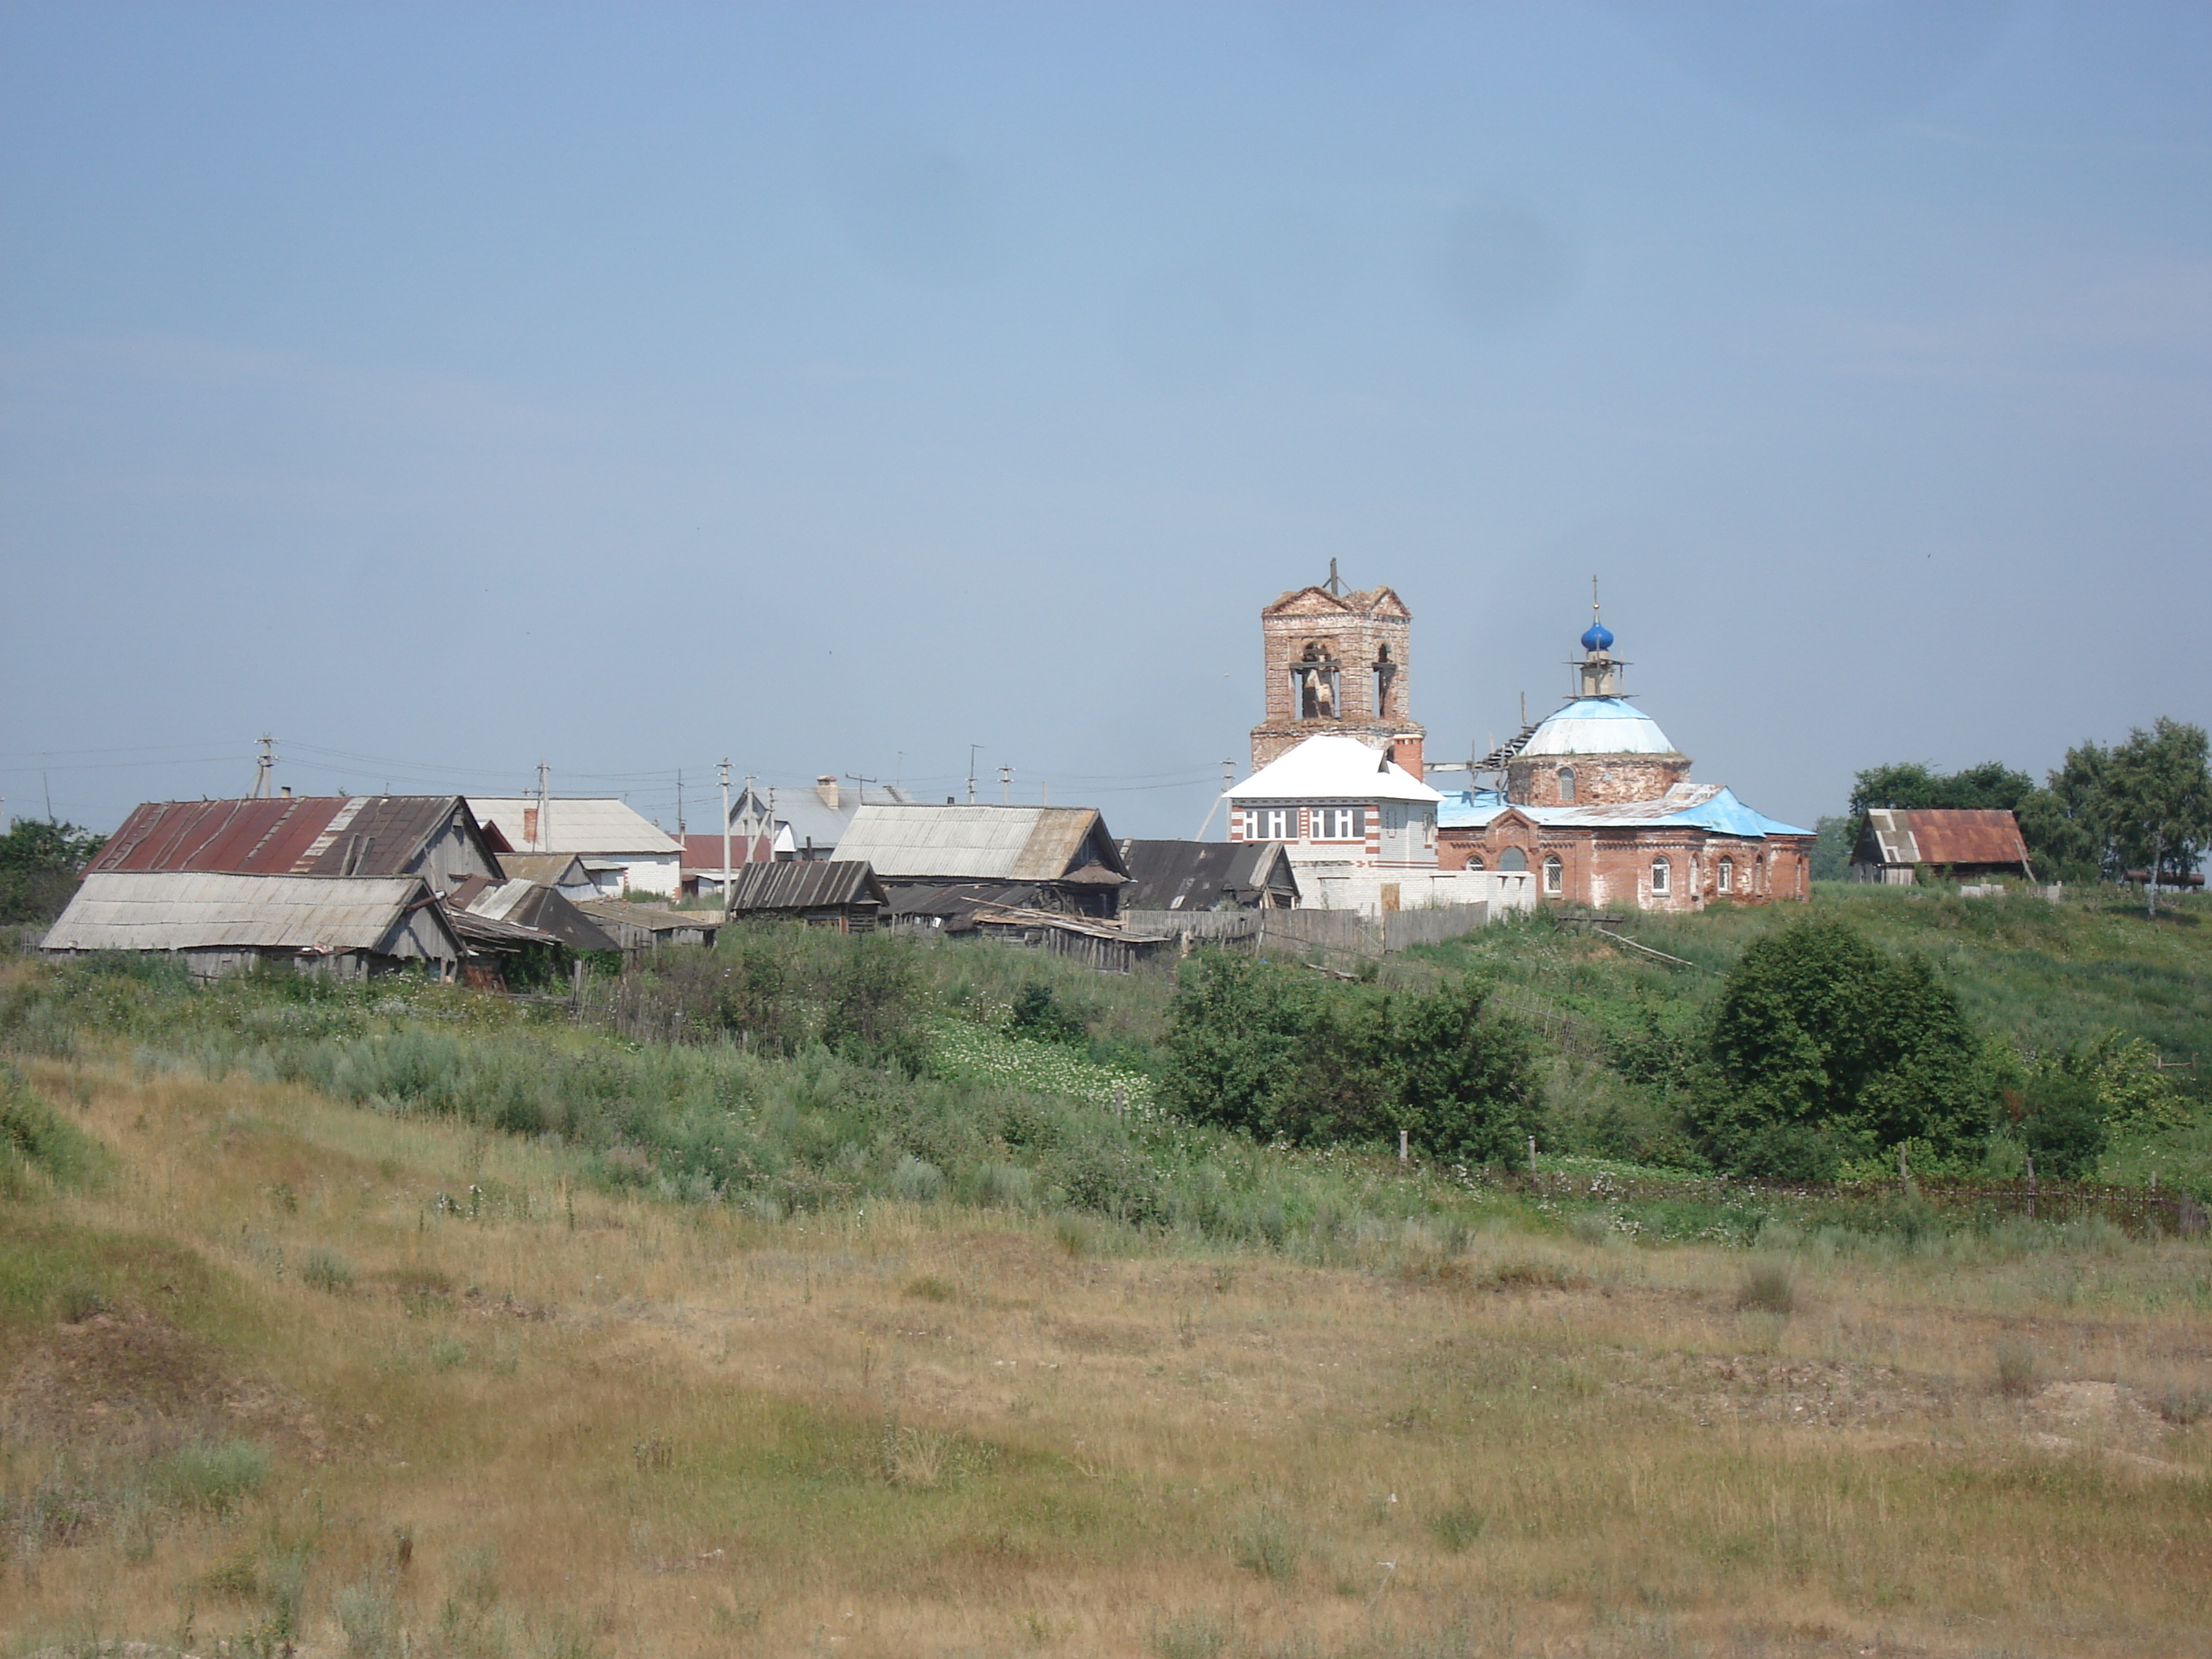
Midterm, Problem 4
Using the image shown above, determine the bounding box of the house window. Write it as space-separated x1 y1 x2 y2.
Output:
1716 857 1733 893
1265 808 1289 840
1543 855 1563 894
1498 848 1527 872
1556 767 1575 804
1650 856 1671 895
1326 806 1357 840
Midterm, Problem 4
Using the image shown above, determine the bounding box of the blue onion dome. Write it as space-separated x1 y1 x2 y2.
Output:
1580 621 1614 653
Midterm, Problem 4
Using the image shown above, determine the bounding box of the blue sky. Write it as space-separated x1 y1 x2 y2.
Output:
2 2 2207 837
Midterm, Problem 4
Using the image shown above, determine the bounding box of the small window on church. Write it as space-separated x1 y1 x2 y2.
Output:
1543 855 1562 894
1650 856 1671 895
1467 855 1485 871
1556 767 1575 804
1499 848 1527 873
1716 858 1733 893
1265 808 1289 840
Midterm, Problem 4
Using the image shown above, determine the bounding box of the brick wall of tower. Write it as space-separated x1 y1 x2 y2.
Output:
1250 584 1426 771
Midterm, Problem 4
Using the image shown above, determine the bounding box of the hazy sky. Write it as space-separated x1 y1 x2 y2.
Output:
3 2 2207 838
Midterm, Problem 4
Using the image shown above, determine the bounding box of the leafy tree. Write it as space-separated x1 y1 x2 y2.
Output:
1694 917 1988 1177
2102 717 2212 917
1809 815 1854 882
1009 983 1088 1046
0 818 106 926
2012 738 2110 883
1848 760 2034 821
1161 953 1540 1162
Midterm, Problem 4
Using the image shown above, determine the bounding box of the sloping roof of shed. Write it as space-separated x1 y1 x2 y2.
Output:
467 798 681 856
727 860 887 912
88 796 485 878
459 880 620 951
1228 735 1439 804
43 872 448 954
1859 809 2028 867
682 834 775 873
1438 783 1810 838
493 852 593 887
1116 840 1298 910
574 898 720 936
836 804 1124 881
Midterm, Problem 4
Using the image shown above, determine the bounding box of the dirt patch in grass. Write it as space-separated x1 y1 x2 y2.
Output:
5 1303 326 1459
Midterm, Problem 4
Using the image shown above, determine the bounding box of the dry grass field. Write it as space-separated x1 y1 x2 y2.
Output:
6 1049 2212 1659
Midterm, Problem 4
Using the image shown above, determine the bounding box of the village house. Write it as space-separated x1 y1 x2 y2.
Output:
723 860 888 932
90 793 506 891
1849 809 2034 884
44 871 465 980
836 803 1130 924
1116 839 1302 912
1431 614 1814 911
468 797 683 896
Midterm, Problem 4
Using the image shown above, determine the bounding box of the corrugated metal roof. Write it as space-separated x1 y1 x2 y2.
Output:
726 860 887 912
43 872 449 954
574 898 721 936
88 796 489 879
467 798 681 856
836 804 1124 881
1227 735 1439 804
1438 784 1811 838
1516 698 1680 759
1861 810 2028 867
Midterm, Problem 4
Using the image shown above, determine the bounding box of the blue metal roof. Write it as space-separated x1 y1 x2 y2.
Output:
1437 783 1810 839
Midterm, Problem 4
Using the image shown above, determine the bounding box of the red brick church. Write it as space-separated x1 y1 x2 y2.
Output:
1432 610 1814 911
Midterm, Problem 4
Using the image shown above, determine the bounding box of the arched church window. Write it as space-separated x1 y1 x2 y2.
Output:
1716 858 1733 893
1650 856 1671 895
1555 767 1575 804
1543 855 1563 894
1466 855 1485 871
1498 848 1527 873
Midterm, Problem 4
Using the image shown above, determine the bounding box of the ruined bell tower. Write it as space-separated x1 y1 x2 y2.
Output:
1248 563 1425 774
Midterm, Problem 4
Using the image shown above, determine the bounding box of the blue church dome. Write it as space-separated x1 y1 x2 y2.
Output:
1580 621 1614 653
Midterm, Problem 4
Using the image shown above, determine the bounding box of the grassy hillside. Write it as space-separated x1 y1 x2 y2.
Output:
5 1029 2211 1658
3 892 2210 1657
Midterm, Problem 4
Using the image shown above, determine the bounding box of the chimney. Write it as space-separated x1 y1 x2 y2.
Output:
522 806 539 843
280 786 292 799
1392 734 1424 778
815 775 840 811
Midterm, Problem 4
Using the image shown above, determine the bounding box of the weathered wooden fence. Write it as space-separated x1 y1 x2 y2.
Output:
1122 903 1489 961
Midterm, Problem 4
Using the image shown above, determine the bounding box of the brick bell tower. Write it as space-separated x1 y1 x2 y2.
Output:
1248 562 1425 775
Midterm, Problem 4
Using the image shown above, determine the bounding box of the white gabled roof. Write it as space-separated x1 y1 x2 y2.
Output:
467 797 681 857
1228 735 1441 805
42 872 446 954
1518 698 1679 759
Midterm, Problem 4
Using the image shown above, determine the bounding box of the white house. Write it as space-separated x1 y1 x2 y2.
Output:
1226 734 1533 919
467 797 683 898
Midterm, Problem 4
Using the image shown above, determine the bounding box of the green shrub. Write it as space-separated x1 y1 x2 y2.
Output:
1736 1260 1796 1317
1231 1504 1301 1582
1427 1503 1485 1551
302 1246 356 1292
153 1438 269 1513
1694 917 1988 1174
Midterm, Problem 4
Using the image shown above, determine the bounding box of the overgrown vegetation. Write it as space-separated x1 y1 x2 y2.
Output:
0 816 106 927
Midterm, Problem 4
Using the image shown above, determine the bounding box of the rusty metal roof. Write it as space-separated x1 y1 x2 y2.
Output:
726 860 887 912
1860 809 2029 868
88 796 490 880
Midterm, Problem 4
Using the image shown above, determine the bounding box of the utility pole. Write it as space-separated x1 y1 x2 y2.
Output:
718 759 732 918
1195 758 1238 840
251 734 276 799
844 772 877 807
998 764 1013 805
676 768 686 836
967 745 980 804
536 760 550 851
742 775 756 865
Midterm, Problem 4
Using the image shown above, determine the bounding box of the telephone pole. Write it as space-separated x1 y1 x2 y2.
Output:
535 760 550 851
967 744 980 804
718 759 732 918
998 764 1013 805
251 734 276 800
